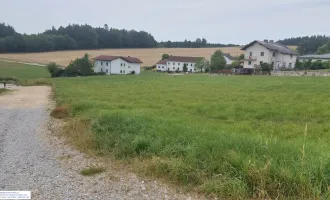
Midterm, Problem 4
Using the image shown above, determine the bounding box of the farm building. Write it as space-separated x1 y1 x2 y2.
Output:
242 40 298 70
156 56 204 72
223 53 234 65
298 54 330 62
93 55 142 75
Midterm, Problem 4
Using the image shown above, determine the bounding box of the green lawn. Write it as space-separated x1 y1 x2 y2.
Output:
0 61 50 81
52 74 330 199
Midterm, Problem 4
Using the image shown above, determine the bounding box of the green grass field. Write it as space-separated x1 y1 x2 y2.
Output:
2 60 330 198
0 61 50 81
52 74 330 199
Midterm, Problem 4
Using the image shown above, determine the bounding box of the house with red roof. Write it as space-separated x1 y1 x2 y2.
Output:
156 56 204 72
93 55 143 75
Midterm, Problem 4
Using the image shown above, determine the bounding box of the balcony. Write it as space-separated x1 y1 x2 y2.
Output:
244 56 257 61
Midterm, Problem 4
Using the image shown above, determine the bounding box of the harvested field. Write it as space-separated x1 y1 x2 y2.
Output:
0 47 243 67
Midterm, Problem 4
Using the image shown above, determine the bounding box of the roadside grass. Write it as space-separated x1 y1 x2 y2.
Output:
0 61 50 84
51 74 330 199
0 88 7 94
80 167 106 176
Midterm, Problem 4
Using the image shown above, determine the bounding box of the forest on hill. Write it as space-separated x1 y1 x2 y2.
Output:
278 35 330 55
0 23 237 53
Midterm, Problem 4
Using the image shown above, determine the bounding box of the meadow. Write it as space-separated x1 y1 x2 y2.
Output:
52 74 330 199
1 61 329 199
0 61 50 81
0 47 244 67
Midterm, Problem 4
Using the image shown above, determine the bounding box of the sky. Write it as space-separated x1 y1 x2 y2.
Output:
1 0 330 45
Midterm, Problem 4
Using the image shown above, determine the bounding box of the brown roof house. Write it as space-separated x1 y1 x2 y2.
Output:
94 55 143 75
155 56 204 72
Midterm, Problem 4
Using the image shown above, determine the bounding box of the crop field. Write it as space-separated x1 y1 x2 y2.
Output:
2 61 329 199
0 47 243 67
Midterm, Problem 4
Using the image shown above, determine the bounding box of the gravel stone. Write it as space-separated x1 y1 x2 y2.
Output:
0 87 204 200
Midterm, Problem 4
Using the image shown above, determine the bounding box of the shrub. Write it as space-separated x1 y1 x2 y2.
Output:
130 70 136 75
50 106 70 119
47 62 63 77
66 53 94 76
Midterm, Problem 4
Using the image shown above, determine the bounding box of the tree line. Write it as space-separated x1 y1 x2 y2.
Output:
278 35 330 55
0 23 238 53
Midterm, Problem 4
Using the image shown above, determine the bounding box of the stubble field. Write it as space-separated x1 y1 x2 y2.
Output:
0 47 243 67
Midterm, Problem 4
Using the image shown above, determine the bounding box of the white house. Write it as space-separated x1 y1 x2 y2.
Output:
241 40 298 70
223 53 234 65
156 59 167 71
156 56 204 72
94 55 142 75
298 54 330 62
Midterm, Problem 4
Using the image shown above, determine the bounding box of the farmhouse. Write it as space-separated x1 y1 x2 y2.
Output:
94 55 142 75
241 40 298 70
156 56 204 72
223 53 234 65
298 54 330 62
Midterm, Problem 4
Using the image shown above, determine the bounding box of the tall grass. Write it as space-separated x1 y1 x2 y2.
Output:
52 74 330 198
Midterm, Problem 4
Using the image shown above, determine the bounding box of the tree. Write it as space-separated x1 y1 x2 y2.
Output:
162 54 170 60
195 58 209 72
66 53 94 76
238 54 245 60
317 40 330 54
183 63 188 73
210 50 227 72
104 24 109 31
261 63 273 75
295 58 304 70
0 23 15 38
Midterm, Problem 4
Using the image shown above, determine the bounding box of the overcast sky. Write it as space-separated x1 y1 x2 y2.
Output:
1 0 329 45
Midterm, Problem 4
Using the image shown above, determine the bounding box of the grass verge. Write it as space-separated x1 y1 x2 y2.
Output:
80 167 106 176
0 88 8 95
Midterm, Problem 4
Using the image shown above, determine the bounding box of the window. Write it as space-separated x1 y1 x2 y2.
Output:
283 62 286 67
101 68 103 72
123 70 125 73
289 63 292 68
191 64 193 66
173 62 175 65
178 63 180 65
101 62 103 66
290 55 293 59
260 61 263 65
261 52 264 56
128 66 131 68
162 66 164 68
120 70 122 73
173 67 175 69
106 69 108 73
273 52 276 57
158 66 160 68
248 61 252 65
120 63 123 66
124 63 126 66
249 52 252 56
106 62 108 66
168 62 170 65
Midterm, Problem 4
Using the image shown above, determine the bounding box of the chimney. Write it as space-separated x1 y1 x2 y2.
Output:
264 39 268 43
270 40 274 43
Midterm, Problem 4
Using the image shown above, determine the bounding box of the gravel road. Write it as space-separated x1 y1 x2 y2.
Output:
0 87 202 200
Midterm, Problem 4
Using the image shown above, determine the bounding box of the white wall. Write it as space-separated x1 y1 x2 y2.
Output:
166 61 198 72
156 64 167 71
243 42 297 69
224 57 233 65
94 58 141 75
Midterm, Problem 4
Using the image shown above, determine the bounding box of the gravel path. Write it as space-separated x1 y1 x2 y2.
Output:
0 87 202 200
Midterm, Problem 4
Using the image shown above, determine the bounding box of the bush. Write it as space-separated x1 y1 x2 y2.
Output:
130 70 136 75
47 62 63 77
66 53 94 76
50 106 70 119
